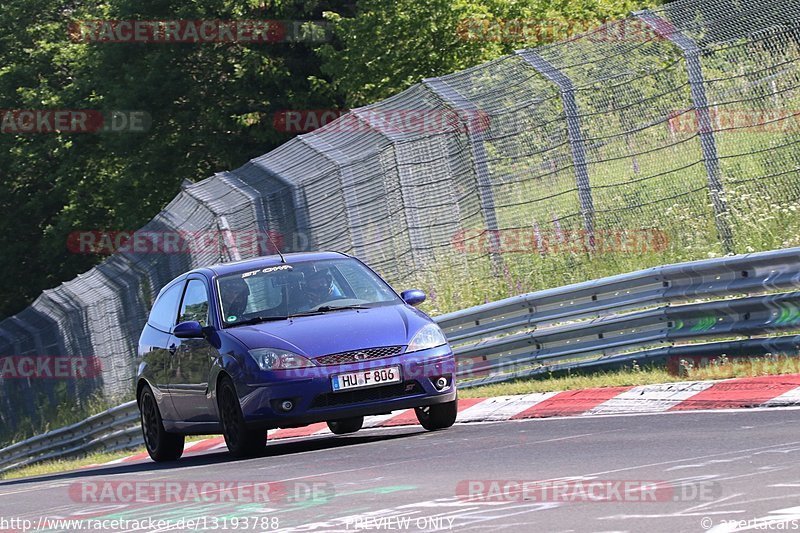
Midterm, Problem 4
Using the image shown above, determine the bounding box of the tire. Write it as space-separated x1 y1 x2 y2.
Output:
139 385 185 462
327 416 364 435
218 377 266 458
415 399 457 431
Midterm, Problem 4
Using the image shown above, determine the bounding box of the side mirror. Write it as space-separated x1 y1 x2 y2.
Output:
173 321 204 339
400 289 426 307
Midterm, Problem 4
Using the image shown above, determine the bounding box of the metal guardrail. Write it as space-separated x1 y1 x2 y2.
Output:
0 401 141 474
444 247 800 387
2 247 799 473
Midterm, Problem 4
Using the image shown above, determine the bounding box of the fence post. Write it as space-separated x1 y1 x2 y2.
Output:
0 328 13 357
218 171 270 256
352 109 430 272
181 182 242 264
6 316 51 410
299 133 366 259
0 328 18 430
9 317 44 356
635 9 735 254
422 78 504 273
516 50 595 246
245 161 315 253
217 215 241 262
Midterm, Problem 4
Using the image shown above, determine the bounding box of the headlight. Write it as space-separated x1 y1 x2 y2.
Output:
407 323 447 353
248 348 316 371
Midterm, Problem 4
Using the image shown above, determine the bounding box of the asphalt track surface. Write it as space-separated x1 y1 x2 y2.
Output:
3 408 800 532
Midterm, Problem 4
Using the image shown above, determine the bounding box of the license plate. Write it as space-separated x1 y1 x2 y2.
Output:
331 365 402 392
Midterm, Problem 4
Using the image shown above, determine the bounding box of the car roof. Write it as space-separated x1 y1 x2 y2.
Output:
194 251 351 277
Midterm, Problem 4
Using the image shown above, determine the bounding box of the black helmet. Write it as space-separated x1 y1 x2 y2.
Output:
305 270 333 299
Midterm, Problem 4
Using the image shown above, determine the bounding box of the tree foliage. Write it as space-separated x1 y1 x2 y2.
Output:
0 0 655 318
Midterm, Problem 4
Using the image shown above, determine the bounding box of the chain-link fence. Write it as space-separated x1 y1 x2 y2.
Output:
2 0 800 436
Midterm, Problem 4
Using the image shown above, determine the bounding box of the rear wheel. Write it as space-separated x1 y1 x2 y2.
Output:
218 377 266 458
327 416 364 435
139 385 184 462
415 399 457 431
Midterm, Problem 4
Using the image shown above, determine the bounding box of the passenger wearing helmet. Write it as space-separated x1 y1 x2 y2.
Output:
220 277 250 319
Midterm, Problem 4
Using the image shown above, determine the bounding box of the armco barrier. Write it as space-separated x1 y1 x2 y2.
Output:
0 400 140 474
442 247 800 382
1 247 799 473
4 0 800 412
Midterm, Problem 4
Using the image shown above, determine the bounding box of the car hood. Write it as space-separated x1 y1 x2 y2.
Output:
224 304 432 357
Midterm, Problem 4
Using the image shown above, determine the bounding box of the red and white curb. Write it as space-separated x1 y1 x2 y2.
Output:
93 374 800 466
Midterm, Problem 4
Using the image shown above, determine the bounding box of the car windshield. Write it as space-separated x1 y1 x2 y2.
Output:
216 258 400 327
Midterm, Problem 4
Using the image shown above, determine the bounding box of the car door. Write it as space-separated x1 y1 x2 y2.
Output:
140 280 185 421
169 277 218 422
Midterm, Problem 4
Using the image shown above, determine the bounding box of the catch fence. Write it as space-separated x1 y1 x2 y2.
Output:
1 0 799 437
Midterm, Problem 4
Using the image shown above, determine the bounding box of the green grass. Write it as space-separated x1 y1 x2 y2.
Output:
458 355 800 398
5 356 800 480
0 435 212 480
1 392 122 450
9 37 800 464
403 48 800 317
410 183 800 318
0 447 146 480
8 45 800 473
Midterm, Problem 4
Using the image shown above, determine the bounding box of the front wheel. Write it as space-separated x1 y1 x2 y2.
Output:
327 416 364 435
139 385 184 462
415 399 457 431
218 377 266 458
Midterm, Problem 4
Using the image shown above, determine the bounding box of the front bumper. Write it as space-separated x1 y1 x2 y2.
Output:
238 345 457 429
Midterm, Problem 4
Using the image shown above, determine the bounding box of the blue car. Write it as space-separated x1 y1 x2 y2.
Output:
136 252 457 460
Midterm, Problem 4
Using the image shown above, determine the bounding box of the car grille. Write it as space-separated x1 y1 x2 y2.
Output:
310 380 424 409
314 345 404 366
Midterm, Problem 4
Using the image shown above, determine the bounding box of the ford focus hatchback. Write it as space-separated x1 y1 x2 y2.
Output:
136 252 457 460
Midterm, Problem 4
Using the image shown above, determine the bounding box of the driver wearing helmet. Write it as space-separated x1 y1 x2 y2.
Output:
303 270 336 308
219 277 250 320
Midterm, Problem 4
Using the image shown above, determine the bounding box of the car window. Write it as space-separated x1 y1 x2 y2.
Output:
335 262 396 301
178 279 209 326
148 282 184 332
217 258 400 326
246 276 282 312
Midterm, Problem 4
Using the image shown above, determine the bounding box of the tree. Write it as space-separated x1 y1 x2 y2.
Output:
0 0 347 318
317 0 656 106
0 0 657 319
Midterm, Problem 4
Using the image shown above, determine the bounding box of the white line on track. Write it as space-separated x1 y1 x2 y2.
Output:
5 405 800 493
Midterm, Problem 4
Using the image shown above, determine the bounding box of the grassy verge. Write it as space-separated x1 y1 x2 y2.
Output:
0 393 123 450
458 355 800 398
411 191 800 318
0 447 146 481
5 356 800 480
0 435 212 481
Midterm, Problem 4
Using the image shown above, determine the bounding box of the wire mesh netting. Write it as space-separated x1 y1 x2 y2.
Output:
1 0 799 430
